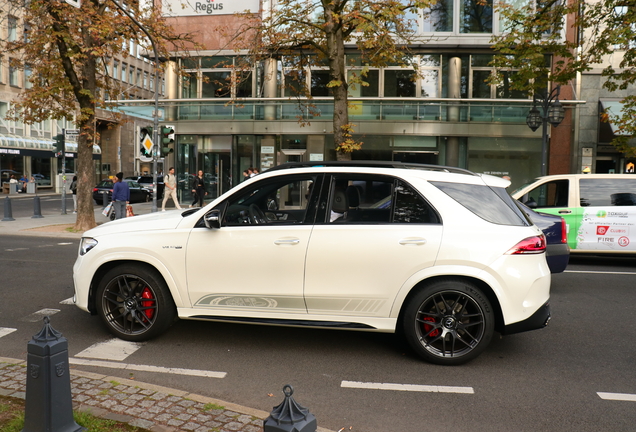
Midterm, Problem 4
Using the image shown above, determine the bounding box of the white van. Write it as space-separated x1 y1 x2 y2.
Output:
512 174 636 253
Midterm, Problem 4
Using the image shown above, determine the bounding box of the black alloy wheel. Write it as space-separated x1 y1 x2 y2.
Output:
96 265 176 341
403 279 494 365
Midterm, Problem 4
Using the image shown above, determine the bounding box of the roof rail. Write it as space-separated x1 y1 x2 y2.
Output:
265 160 478 176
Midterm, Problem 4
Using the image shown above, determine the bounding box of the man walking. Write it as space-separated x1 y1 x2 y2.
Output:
162 167 182 211
112 172 130 219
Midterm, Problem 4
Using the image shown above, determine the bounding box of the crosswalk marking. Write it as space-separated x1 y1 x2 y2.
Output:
20 308 60 322
69 358 227 378
0 328 17 338
341 380 474 394
75 339 144 361
598 392 636 402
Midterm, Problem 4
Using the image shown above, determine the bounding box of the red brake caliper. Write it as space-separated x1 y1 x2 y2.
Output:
141 287 154 321
422 317 440 337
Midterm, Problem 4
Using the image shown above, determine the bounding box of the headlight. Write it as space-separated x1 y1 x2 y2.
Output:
79 237 98 256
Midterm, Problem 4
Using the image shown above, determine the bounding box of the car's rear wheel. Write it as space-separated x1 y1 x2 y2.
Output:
96 265 176 341
403 279 494 365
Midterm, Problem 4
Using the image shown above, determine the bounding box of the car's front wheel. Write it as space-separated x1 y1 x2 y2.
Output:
403 279 494 365
96 265 176 341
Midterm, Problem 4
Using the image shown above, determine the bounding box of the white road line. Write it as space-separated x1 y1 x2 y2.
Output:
76 339 144 361
60 297 75 305
57 242 74 245
69 358 227 378
20 308 60 322
341 380 474 394
5 248 29 252
0 328 17 338
597 392 636 402
565 270 636 275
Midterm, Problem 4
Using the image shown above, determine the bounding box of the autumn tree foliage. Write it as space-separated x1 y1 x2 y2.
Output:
0 0 193 230
491 0 636 155
228 0 433 159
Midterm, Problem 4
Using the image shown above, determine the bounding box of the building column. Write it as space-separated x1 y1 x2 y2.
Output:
446 57 461 167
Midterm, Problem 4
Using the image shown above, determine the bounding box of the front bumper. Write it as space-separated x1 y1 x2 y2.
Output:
502 301 551 335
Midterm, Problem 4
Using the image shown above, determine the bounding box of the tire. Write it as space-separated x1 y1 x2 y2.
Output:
403 279 494 365
95 265 176 341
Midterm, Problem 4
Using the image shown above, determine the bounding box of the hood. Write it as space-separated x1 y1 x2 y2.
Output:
84 209 192 238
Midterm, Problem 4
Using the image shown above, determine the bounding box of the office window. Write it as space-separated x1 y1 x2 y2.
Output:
310 70 331 96
129 66 134 84
121 63 127 82
113 62 119 81
460 0 493 33
422 0 453 32
202 71 230 97
143 71 148 89
25 66 32 89
384 70 416 97
8 17 17 42
9 64 19 87
136 69 141 87
182 73 197 98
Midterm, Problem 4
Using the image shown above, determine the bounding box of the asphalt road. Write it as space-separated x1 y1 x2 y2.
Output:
1 235 635 432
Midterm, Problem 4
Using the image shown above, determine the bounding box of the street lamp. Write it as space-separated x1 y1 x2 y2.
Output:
526 85 565 177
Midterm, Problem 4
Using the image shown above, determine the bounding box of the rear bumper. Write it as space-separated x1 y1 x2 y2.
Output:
502 301 551 335
546 243 570 273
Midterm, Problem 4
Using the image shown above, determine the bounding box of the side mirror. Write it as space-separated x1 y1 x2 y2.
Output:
204 209 221 229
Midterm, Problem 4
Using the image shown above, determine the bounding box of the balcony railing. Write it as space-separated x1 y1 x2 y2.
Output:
109 97 582 124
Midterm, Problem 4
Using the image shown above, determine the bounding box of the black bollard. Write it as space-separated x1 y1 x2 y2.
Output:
103 192 110 209
32 196 44 218
264 384 317 432
22 316 85 432
2 196 15 221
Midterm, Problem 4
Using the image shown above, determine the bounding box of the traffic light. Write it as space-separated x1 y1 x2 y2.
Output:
160 125 175 157
53 134 65 157
140 126 153 159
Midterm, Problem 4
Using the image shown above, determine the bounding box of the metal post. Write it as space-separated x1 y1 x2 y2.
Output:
109 0 160 212
2 196 15 221
32 196 44 218
61 128 67 215
22 316 85 432
264 384 317 432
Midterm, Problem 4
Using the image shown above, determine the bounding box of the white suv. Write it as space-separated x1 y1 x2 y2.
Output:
73 162 551 365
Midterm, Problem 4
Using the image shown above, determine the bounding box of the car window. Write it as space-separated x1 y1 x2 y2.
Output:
521 179 569 208
223 174 320 226
325 175 439 224
580 178 636 206
97 181 113 187
127 181 141 188
431 181 529 226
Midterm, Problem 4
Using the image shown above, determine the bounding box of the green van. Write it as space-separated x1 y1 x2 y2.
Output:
512 174 636 253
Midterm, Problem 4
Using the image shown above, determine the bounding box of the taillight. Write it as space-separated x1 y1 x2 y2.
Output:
560 217 568 244
506 235 546 254
92 188 97 192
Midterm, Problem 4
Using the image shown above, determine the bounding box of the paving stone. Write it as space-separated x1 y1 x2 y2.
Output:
129 418 156 429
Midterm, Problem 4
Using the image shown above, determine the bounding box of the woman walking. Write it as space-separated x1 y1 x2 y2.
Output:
190 170 208 208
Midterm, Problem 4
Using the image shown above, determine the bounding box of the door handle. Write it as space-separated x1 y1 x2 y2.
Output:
274 238 300 245
558 210 572 214
399 238 427 246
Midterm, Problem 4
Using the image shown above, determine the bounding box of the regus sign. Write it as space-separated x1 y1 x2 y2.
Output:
162 0 259 16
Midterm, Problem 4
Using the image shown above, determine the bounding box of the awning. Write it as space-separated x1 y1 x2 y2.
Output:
599 99 629 136
0 133 101 154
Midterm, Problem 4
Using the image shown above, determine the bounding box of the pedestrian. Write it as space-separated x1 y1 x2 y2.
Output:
249 167 257 178
242 169 251 181
70 175 78 213
19 173 28 193
112 172 130 219
161 167 182 211
190 170 207 208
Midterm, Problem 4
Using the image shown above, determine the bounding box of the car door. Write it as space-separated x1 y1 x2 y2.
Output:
185 173 323 315
303 174 443 318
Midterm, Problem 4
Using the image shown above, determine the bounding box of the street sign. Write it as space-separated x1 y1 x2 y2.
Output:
64 129 79 142
64 0 80 7
142 134 154 153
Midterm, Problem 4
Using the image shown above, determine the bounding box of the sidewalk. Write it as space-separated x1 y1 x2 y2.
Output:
0 193 157 238
0 357 269 432
0 195 335 432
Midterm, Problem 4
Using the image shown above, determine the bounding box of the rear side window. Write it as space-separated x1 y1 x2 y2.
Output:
431 181 529 226
580 178 636 206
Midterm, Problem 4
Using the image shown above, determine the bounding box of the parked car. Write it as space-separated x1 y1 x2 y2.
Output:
517 201 569 273
137 175 164 199
92 179 150 204
74 161 551 366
